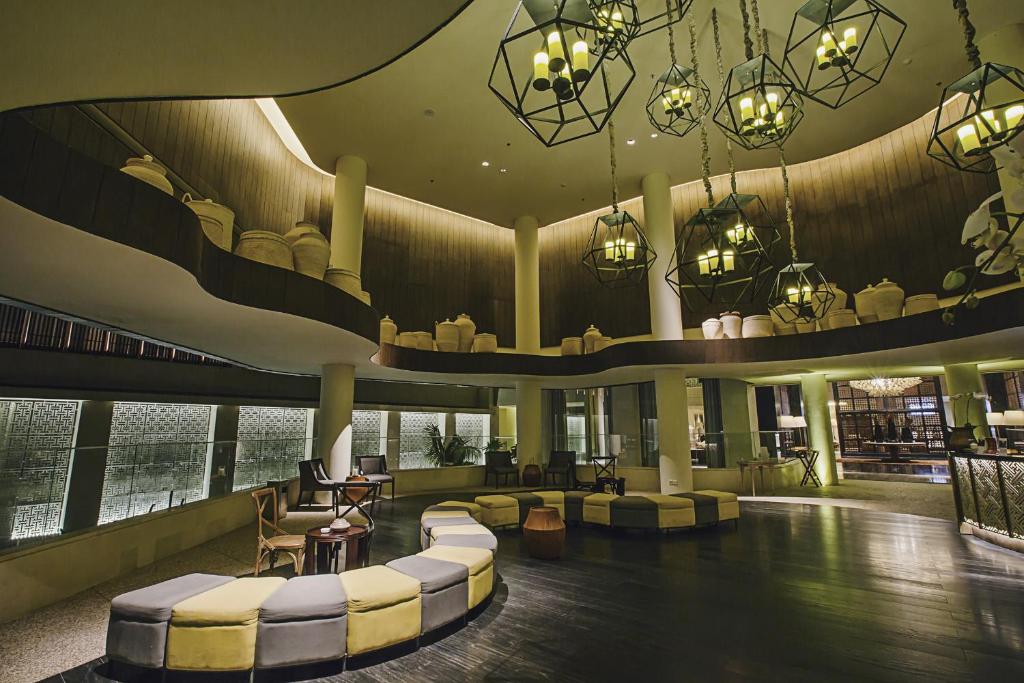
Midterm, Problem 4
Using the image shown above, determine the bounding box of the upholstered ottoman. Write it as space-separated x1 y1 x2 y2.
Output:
106 573 235 669
433 531 499 553
696 490 739 523
474 494 518 528
254 575 348 671
582 492 618 526
339 565 421 655
508 492 544 525
564 491 592 524
430 522 496 551
535 490 565 518
417 545 494 609
672 490 739 526
166 576 286 671
427 501 483 522
644 494 695 529
387 555 469 633
420 514 473 549
609 495 660 529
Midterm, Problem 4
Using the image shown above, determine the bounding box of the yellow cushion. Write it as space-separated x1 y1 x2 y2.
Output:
435 501 484 521
535 491 565 505
340 565 420 613
467 565 494 608
346 595 421 655
694 489 739 503
642 493 693 509
418 544 492 575
583 493 618 506
474 494 517 509
167 623 257 671
430 523 491 540
171 577 285 626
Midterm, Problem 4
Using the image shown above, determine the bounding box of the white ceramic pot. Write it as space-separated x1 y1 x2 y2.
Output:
325 268 362 295
454 314 476 353
435 319 459 352
472 333 498 353
283 221 320 245
854 284 877 321
825 308 857 329
182 194 234 250
413 331 433 351
770 306 795 335
701 318 724 340
396 332 417 348
741 315 773 338
594 336 612 351
120 155 173 196
379 315 397 345
583 325 602 353
291 230 330 280
720 312 742 339
561 337 583 356
774 321 797 335
355 289 371 306
795 320 817 334
826 282 848 311
903 293 939 316
873 278 905 321
234 230 293 270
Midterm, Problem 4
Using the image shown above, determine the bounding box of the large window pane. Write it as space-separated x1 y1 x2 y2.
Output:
399 412 439 469
233 407 311 491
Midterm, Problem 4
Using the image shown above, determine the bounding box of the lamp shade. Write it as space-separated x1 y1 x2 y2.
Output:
1003 410 1024 426
986 411 1005 426
791 416 808 428
777 415 796 429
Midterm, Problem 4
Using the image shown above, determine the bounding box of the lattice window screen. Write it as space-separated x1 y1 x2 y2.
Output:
233 407 310 491
455 413 489 450
399 412 439 469
352 410 383 463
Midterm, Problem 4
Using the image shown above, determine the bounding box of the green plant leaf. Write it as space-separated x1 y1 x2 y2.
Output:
942 269 967 291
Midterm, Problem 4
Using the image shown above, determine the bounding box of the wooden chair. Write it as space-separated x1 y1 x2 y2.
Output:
252 487 305 576
356 455 395 500
545 450 577 488
485 450 519 488
298 458 336 509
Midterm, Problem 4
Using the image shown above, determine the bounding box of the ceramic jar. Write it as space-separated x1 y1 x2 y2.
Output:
701 318 724 340
120 155 173 195
413 331 433 351
594 336 612 351
795 320 818 334
182 194 234 250
903 294 939 316
770 306 796 335
522 506 565 560
825 308 857 329
379 315 397 345
560 337 583 355
741 315 773 338
435 319 459 352
291 230 330 280
826 282 848 311
234 230 293 270
774 321 797 335
454 314 476 353
325 268 361 295
854 284 877 323
873 278 905 321
720 312 742 339
583 325 602 353
396 332 417 348
472 333 498 353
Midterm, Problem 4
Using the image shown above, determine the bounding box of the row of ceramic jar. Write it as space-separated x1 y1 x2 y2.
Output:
561 325 614 355
380 314 498 353
701 314 773 339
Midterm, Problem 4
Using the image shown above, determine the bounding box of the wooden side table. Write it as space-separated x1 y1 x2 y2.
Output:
523 506 565 560
303 525 370 575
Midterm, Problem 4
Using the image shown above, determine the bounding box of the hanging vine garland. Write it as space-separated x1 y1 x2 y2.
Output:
712 8 738 195
690 15 714 207
645 0 710 139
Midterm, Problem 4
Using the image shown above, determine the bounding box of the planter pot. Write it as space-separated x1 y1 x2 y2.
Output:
560 337 583 355
413 331 433 351
770 306 797 335
472 333 498 353
873 278 905 321
283 221 320 245
522 506 565 560
720 312 742 339
120 155 173 196
183 194 234 250
291 230 330 280
854 285 877 320
396 332 417 348
795 320 817 334
701 318 724 340
583 325 602 353
826 282 848 311
825 308 857 329
522 464 542 488
857 313 878 324
741 315 773 338
774 321 797 335
234 230 293 270
594 336 612 351
325 268 361 295
904 293 939 316
435 319 459 352
379 316 398 345
454 314 476 353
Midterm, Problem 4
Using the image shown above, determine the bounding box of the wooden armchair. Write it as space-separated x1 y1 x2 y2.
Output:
545 450 577 488
252 487 305 576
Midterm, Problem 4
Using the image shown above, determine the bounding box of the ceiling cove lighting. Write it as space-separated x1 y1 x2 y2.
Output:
582 119 656 288
489 0 635 147
928 0 1024 173
645 0 709 139
782 0 906 109
849 377 923 397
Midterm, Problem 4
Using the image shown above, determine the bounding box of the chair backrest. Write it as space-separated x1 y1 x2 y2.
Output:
592 455 616 478
485 450 512 469
251 487 279 540
298 459 318 488
358 455 387 475
548 450 575 471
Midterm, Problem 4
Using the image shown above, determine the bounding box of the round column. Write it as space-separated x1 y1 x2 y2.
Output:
800 373 838 486
515 380 542 473
514 215 541 354
654 368 692 493
641 172 684 340
318 363 356 480
944 363 989 440
329 155 368 296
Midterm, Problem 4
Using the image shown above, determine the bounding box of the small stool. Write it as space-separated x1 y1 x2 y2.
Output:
255 575 348 671
564 491 592 524
426 501 483 522
582 492 618 526
386 555 469 633
339 565 421 656
474 494 519 528
417 545 494 609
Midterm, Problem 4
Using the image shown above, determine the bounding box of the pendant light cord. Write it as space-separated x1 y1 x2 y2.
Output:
751 0 763 55
689 16 714 207
953 0 982 69
780 145 797 261
608 118 619 213
739 0 754 61
665 0 678 65
712 8 738 195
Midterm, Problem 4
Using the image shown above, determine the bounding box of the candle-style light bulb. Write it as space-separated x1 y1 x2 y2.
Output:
843 27 858 53
816 45 829 70
698 253 711 276
740 97 755 124
547 31 566 72
722 250 735 272
571 40 590 82
533 51 551 91
978 110 1004 141
1007 105 1024 131
766 92 779 114
786 286 800 303
604 240 615 261
682 88 693 108
821 31 838 57
625 241 636 261
958 124 981 155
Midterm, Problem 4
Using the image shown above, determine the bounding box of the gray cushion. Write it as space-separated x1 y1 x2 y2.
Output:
422 516 473 533
433 534 498 552
362 472 394 483
359 457 384 474
386 555 468 593
110 573 234 622
260 575 347 623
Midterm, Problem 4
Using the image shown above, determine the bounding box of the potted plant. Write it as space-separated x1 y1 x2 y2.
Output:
423 426 480 467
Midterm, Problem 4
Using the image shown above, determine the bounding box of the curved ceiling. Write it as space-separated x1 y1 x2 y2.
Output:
277 0 1024 226
0 0 471 111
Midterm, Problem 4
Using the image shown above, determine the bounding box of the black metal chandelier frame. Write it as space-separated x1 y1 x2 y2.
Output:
768 263 837 324
713 53 806 151
635 0 694 38
582 210 658 289
584 1 642 60
646 63 711 138
782 0 906 109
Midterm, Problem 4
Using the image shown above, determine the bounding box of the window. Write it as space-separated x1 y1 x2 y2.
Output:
233 407 312 491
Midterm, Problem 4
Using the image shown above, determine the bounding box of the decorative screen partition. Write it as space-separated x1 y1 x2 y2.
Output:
399 412 440 470
950 453 1024 550
0 399 79 541
833 378 948 457
233 407 312 491
455 413 489 449
353 410 384 462
98 403 214 524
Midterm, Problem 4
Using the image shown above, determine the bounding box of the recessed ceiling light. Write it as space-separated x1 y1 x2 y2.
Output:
650 133 658 138
499 168 508 173
626 138 636 145
481 161 490 167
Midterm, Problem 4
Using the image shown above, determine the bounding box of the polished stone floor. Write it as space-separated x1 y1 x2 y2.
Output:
24 489 1024 682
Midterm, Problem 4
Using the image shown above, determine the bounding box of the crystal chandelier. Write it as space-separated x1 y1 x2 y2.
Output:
782 0 906 109
645 0 709 138
849 377 923 397
927 0 1024 173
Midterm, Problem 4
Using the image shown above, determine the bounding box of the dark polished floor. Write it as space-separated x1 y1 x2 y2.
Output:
54 493 1024 683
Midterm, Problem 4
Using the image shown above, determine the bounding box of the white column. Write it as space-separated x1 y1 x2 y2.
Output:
980 25 1024 213
318 363 355 480
654 368 692 493
329 155 368 294
720 379 757 466
515 380 542 471
514 215 541 353
642 172 684 340
800 373 838 486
